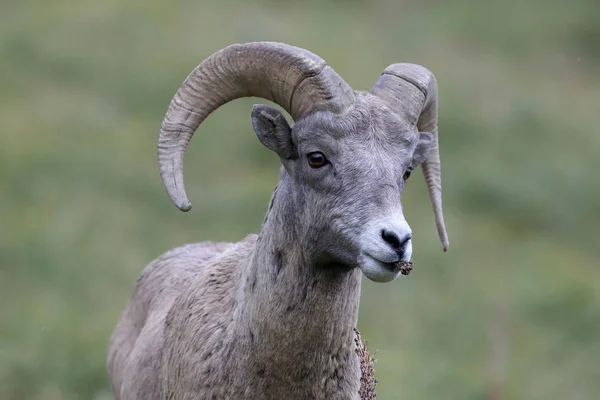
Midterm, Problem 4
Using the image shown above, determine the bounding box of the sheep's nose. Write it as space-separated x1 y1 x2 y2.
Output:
381 230 412 257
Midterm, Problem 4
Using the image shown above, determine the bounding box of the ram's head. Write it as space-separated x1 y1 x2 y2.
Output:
158 42 448 282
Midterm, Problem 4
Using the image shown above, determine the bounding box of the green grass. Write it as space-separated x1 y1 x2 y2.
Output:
1 0 599 399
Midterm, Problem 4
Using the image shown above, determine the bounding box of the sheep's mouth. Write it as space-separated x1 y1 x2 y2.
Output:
358 253 413 282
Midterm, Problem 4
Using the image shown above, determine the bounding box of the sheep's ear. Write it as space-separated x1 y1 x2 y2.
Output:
410 132 434 169
251 104 295 159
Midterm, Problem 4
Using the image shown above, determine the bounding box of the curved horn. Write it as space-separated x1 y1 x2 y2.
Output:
370 64 449 251
158 42 355 211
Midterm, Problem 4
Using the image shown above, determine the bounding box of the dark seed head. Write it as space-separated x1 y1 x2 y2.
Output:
392 261 413 276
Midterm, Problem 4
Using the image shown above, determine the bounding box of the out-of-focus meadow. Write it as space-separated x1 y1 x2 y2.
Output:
1 0 599 398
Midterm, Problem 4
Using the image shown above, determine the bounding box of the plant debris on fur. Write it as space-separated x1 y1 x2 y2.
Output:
354 328 378 399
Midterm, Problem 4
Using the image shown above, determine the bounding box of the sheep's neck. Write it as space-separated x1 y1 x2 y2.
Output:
233 183 362 392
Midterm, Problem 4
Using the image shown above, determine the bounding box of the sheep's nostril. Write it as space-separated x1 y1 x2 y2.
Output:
381 230 400 249
381 230 411 251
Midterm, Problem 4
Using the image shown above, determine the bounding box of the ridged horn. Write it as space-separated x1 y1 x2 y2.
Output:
158 42 355 211
370 64 449 251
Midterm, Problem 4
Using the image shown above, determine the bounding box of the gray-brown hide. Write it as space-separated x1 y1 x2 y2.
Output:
107 42 449 400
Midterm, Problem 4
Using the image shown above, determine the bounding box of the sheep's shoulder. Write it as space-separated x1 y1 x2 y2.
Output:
159 235 258 397
108 236 256 399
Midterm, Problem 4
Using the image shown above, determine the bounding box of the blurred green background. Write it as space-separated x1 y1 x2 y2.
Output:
1 0 599 398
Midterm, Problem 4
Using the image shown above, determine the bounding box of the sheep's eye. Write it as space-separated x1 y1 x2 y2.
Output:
307 152 328 168
403 170 412 181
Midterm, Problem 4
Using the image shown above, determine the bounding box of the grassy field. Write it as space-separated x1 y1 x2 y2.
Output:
1 0 599 398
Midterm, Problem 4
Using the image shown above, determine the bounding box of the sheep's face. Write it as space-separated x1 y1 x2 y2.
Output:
251 94 433 282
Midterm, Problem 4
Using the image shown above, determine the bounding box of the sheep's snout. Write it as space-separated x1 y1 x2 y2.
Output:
357 218 412 282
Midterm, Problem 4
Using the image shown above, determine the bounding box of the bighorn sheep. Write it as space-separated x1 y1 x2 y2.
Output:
107 42 448 400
